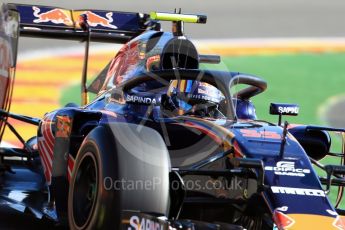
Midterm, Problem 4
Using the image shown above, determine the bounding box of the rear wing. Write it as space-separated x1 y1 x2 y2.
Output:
6 3 150 43
1 3 211 105
0 3 153 142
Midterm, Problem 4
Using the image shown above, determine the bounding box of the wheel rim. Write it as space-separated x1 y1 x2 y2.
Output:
72 152 98 228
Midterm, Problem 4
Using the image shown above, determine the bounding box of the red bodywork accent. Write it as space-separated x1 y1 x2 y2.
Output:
233 140 244 158
240 129 281 139
38 112 56 184
273 210 295 229
183 121 223 145
102 41 140 91
67 154 75 182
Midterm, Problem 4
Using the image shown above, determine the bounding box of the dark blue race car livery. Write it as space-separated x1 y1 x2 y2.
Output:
0 3 345 230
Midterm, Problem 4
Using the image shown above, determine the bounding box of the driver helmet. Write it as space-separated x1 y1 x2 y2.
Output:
164 80 225 117
164 80 257 119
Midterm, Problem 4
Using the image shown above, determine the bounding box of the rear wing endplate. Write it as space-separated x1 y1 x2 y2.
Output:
0 4 19 141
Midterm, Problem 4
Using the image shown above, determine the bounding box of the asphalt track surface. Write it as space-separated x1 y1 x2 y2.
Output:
0 207 67 230
2 0 345 229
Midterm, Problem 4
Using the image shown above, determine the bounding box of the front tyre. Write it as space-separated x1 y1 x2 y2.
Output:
70 148 98 229
68 139 117 230
68 124 171 230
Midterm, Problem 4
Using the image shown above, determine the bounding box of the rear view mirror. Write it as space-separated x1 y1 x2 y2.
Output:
270 103 299 125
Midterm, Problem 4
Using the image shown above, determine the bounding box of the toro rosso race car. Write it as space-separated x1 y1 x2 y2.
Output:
0 3 345 230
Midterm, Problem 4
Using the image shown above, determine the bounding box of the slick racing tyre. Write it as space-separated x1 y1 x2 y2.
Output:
68 123 171 230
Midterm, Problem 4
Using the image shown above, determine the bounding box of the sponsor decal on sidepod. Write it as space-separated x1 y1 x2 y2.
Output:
278 106 299 114
265 161 311 177
127 215 164 230
271 186 325 197
126 95 157 105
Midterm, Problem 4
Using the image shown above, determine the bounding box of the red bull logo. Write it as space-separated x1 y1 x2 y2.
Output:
80 11 117 29
32 6 73 25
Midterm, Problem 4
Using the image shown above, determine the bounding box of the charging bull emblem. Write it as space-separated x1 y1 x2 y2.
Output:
79 11 118 29
32 6 73 25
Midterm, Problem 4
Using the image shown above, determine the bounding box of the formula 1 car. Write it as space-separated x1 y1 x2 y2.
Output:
0 3 345 230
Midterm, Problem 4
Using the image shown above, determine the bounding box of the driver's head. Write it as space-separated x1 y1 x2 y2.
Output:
162 80 258 120
164 80 224 117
